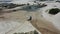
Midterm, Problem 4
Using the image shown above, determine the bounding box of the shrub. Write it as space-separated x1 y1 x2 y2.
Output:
49 8 60 15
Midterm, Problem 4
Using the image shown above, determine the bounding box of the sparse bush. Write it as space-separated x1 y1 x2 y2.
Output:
49 8 60 15
34 30 38 34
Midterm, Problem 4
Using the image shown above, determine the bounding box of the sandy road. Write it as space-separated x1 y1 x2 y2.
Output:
0 10 38 34
0 9 60 34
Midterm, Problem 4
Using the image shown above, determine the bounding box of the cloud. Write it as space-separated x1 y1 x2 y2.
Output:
0 0 12 2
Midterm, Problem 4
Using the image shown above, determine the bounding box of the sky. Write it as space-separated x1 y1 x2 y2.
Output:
0 0 12 2
0 0 60 2
0 0 35 3
0 0 12 1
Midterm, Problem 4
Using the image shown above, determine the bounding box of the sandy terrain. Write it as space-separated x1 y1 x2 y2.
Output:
0 9 60 34
0 10 40 34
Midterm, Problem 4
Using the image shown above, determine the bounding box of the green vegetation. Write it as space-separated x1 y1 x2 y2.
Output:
34 30 38 34
49 8 60 15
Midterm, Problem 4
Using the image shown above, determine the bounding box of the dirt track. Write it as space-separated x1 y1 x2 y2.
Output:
0 10 60 34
